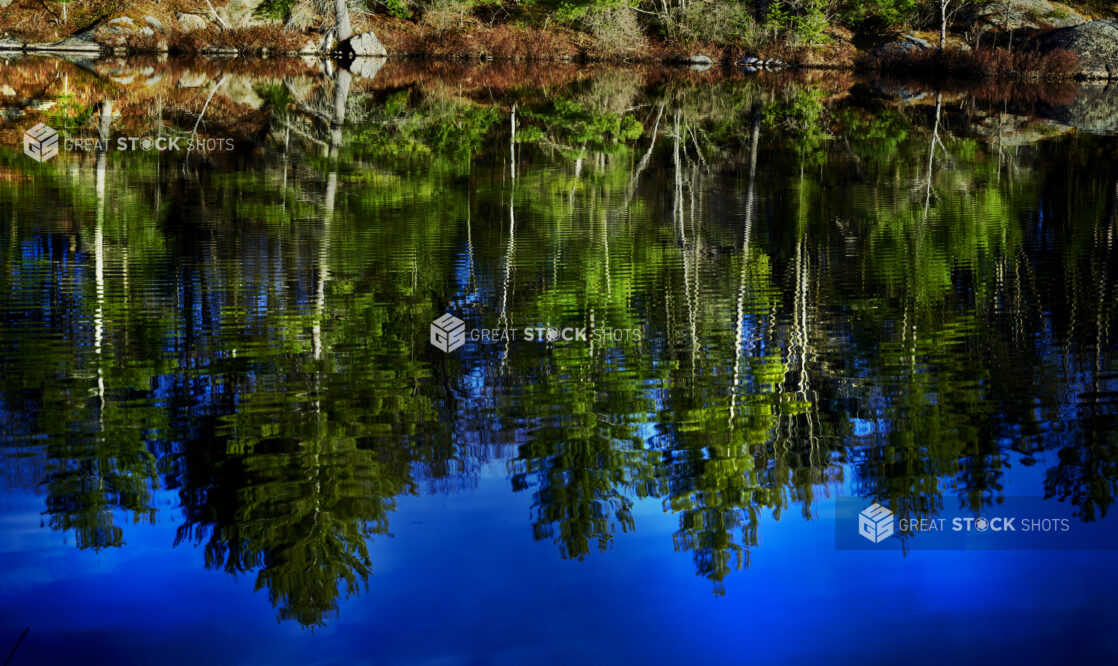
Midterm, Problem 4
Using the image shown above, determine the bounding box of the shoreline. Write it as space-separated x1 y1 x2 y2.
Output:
0 45 1093 84
1 14 1113 81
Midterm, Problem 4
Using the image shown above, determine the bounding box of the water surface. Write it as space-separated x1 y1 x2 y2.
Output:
1 56 1116 664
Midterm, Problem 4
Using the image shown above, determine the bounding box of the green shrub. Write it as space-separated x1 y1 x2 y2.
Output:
766 0 829 46
255 0 296 21
836 0 919 26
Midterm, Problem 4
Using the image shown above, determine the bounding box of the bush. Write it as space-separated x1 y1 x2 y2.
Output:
670 0 762 48
860 45 1080 79
582 6 645 56
766 0 830 46
160 25 305 54
836 0 919 27
255 0 297 20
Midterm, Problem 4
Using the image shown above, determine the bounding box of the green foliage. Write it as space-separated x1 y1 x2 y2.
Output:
765 0 830 45
5 68 1118 621
378 0 414 19
254 0 296 20
763 85 830 165
555 1 590 23
351 92 502 173
254 82 295 112
45 94 94 131
521 98 644 148
835 0 919 25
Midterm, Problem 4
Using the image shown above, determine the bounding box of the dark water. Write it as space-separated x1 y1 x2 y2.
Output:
1 56 1117 664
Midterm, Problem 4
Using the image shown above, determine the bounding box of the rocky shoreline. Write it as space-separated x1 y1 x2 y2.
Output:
0 1 1115 78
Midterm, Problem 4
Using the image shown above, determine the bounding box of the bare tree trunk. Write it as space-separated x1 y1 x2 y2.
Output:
923 91 942 223
509 104 516 180
315 69 351 359
334 0 353 42
94 99 112 427
730 109 761 426
329 69 351 159
315 171 335 360
205 0 229 29
939 0 950 51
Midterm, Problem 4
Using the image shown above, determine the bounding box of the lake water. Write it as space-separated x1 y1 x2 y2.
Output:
1 56 1117 664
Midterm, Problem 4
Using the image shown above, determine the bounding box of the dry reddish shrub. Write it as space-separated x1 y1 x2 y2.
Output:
859 46 1079 80
389 24 580 60
151 25 304 54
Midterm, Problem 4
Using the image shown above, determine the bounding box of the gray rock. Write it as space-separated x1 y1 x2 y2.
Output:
1042 82 1118 133
31 29 102 53
872 33 933 57
177 13 208 32
687 54 713 65
348 56 384 80
220 0 278 28
966 0 1084 33
346 32 387 57
869 80 929 103
145 16 165 32
1036 19 1118 79
0 38 22 51
286 0 317 30
966 110 1071 145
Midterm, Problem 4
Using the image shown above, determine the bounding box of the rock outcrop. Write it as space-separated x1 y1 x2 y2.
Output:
1036 19 1118 79
343 32 388 57
177 13 208 32
871 34 932 58
348 57 385 80
219 0 279 28
1041 82 1118 134
966 0 1084 34
31 28 101 53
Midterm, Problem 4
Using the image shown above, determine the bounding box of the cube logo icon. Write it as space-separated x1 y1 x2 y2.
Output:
23 123 59 163
858 502 894 543
430 313 466 353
